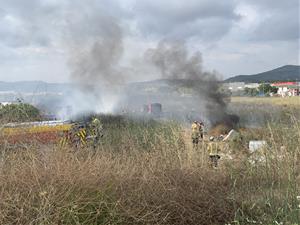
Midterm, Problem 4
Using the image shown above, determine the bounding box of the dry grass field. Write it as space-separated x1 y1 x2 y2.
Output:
231 96 300 106
0 99 299 225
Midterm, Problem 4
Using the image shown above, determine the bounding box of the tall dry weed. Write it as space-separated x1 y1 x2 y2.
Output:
0 114 299 224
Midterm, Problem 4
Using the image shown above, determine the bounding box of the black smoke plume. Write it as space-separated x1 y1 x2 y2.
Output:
145 40 238 127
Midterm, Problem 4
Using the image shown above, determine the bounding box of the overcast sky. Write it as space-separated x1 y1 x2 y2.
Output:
0 0 299 82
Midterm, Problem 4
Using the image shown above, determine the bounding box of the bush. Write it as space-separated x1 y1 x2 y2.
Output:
0 103 41 123
244 87 259 96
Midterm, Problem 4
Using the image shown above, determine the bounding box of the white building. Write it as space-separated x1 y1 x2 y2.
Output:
271 82 300 97
223 82 245 92
245 83 260 89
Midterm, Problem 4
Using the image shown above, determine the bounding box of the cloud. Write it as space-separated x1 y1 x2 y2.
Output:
0 0 298 47
253 12 299 41
132 0 240 40
240 0 299 41
0 0 298 82
0 0 61 48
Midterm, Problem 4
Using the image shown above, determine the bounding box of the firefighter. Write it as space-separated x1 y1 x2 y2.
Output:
70 123 87 148
59 123 87 149
59 130 69 148
191 121 201 148
207 136 221 168
89 117 103 149
77 124 87 147
198 121 204 139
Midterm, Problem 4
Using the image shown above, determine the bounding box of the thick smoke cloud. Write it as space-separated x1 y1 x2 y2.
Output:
68 16 123 88
145 40 234 126
145 41 211 80
64 1 126 115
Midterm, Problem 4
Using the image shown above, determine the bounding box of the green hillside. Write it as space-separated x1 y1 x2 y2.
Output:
224 65 300 83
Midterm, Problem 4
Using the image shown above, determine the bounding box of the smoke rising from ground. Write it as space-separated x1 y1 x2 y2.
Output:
63 3 235 126
65 1 125 115
145 40 234 126
68 16 124 88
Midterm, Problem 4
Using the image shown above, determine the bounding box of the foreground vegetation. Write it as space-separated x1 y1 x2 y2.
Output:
0 99 299 224
0 112 299 225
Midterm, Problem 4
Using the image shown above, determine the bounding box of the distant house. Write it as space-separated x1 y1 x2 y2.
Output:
244 83 260 89
223 82 245 92
271 82 300 97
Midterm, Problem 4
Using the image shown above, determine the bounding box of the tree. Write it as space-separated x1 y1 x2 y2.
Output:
244 87 259 96
0 103 41 123
258 84 278 95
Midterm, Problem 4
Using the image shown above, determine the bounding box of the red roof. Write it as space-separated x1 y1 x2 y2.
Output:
271 82 297 86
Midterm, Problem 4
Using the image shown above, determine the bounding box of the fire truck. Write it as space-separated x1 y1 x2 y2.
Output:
0 120 87 147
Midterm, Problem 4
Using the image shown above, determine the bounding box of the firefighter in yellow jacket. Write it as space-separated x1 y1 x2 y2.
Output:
191 121 201 148
89 117 103 149
69 123 87 148
207 136 221 168
59 123 87 148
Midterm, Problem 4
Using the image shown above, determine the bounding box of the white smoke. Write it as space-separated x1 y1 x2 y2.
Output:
62 0 126 116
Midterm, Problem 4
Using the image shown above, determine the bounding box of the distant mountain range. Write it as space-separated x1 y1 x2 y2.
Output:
224 65 300 83
1 65 299 95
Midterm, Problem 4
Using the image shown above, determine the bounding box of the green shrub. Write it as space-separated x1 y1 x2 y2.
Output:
0 103 41 123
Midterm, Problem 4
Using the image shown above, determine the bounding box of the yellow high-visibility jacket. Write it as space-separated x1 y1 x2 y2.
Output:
90 118 103 137
191 123 199 132
191 123 200 139
207 142 220 156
